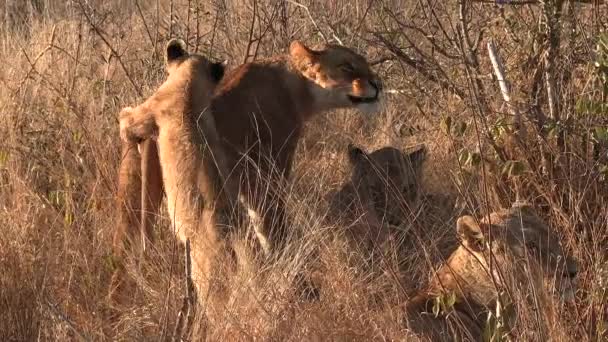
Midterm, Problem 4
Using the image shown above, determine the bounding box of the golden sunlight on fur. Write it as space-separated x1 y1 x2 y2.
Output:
118 40 383 257
404 203 578 341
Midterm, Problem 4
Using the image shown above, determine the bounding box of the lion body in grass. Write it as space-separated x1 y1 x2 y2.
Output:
115 40 383 257
405 204 578 341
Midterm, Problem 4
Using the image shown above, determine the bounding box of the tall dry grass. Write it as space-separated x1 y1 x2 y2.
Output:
0 0 606 341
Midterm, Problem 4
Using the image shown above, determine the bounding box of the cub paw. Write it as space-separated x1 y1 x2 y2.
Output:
118 107 138 143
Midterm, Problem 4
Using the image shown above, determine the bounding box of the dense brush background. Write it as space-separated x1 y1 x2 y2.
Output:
0 0 607 340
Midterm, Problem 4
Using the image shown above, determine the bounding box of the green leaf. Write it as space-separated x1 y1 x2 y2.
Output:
594 127 608 142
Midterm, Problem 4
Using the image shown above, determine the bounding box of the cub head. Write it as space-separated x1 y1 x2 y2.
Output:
164 38 225 97
348 144 426 225
289 40 382 114
455 204 578 303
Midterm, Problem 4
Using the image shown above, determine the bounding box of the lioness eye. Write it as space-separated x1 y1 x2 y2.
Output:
340 63 354 73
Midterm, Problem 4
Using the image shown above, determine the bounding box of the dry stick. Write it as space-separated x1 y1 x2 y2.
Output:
44 297 92 342
155 0 160 56
487 41 521 140
13 25 56 97
76 0 142 97
286 0 329 43
243 0 258 64
135 0 157 57
487 40 524 203
186 0 192 50
169 0 174 38
488 40 548 338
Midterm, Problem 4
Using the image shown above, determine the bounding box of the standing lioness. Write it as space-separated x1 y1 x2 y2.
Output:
118 40 382 256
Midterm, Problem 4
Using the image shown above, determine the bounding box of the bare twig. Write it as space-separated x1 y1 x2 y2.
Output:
14 25 55 96
487 40 521 133
135 0 157 57
374 33 465 100
243 0 258 64
44 297 92 342
76 0 142 97
286 0 329 43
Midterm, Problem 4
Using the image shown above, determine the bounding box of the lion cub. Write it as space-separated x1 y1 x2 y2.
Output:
329 144 427 252
118 39 237 302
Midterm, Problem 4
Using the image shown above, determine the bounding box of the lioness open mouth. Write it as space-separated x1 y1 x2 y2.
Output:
348 94 378 104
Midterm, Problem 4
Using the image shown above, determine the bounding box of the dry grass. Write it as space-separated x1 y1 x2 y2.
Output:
0 0 607 341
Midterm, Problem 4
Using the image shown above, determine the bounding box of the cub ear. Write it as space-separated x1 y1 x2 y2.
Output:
407 145 427 168
456 215 486 251
347 144 368 165
209 61 225 83
289 40 318 68
165 38 188 64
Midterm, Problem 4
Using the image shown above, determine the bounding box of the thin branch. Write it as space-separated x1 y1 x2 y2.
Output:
135 0 157 57
374 33 465 100
286 0 329 43
76 0 142 97
45 297 92 342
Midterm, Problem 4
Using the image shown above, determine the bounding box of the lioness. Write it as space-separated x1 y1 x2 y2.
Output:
117 39 236 304
405 203 578 341
117 40 382 256
329 144 426 251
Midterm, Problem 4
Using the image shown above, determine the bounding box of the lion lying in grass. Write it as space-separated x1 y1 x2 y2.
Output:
405 203 578 340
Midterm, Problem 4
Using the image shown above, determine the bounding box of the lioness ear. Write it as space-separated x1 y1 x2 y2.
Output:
290 40 318 68
456 215 486 251
165 38 188 64
407 145 427 168
347 144 367 165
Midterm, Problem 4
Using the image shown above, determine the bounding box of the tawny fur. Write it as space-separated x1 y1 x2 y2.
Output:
404 203 578 341
117 40 382 256
117 39 237 305
329 144 426 252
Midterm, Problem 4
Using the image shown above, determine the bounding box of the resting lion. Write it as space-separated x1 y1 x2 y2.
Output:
329 144 426 251
116 40 382 256
117 39 236 304
405 203 578 341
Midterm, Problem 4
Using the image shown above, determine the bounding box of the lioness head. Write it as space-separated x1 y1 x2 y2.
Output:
289 40 382 114
348 144 426 225
455 203 578 303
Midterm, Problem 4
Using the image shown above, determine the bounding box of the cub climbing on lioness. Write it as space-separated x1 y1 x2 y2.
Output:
117 39 237 303
117 40 383 256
